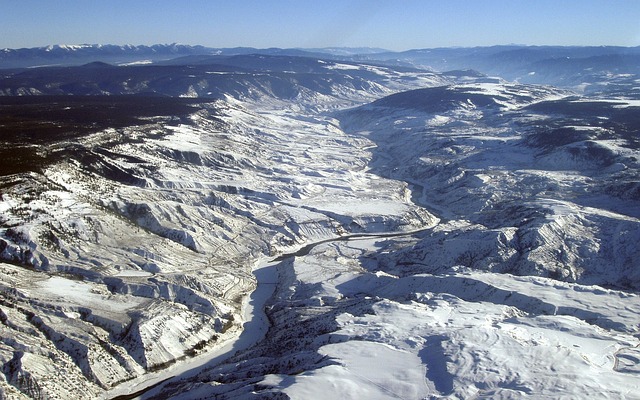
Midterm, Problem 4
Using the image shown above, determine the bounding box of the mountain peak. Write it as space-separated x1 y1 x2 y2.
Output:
0 43 217 69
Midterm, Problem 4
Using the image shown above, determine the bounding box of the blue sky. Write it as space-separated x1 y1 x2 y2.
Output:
2 1 640 50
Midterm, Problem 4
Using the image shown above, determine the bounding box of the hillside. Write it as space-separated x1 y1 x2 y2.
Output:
0 49 637 399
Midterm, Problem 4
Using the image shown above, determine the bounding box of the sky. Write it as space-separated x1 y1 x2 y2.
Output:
2 0 640 51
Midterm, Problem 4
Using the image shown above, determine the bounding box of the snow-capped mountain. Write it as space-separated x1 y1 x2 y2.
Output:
5 43 640 88
0 48 638 399
0 43 355 70
0 43 216 69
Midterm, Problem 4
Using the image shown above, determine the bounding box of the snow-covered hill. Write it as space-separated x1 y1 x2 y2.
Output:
142 79 639 399
339 83 640 289
0 59 441 398
0 52 638 399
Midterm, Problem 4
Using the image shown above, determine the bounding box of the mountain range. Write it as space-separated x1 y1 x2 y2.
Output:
4 43 640 86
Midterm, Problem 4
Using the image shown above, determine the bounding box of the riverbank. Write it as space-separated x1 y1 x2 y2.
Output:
103 260 279 400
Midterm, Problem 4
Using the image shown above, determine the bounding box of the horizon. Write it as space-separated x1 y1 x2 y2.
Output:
4 42 640 54
2 1 640 51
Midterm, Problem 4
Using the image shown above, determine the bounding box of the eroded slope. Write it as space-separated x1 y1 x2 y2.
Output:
0 62 440 398
151 81 640 399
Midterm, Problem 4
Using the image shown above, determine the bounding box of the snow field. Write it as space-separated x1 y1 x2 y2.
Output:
257 234 639 399
1 59 638 400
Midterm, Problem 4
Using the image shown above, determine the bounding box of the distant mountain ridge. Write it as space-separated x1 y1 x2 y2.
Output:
3 43 640 90
0 43 217 68
355 45 640 85
0 43 377 69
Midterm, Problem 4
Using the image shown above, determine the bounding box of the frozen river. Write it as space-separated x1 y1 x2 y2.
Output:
105 261 279 400
105 224 438 400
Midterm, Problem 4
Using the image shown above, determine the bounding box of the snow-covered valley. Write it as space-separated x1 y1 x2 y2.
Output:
0 52 638 399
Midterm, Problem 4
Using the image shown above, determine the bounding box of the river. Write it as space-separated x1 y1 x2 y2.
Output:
104 260 279 400
105 223 436 400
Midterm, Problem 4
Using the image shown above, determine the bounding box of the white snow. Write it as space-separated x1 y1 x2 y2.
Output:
324 62 361 71
256 233 640 399
105 259 279 399
1 57 638 400
119 59 153 66
570 98 640 108
265 341 430 400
